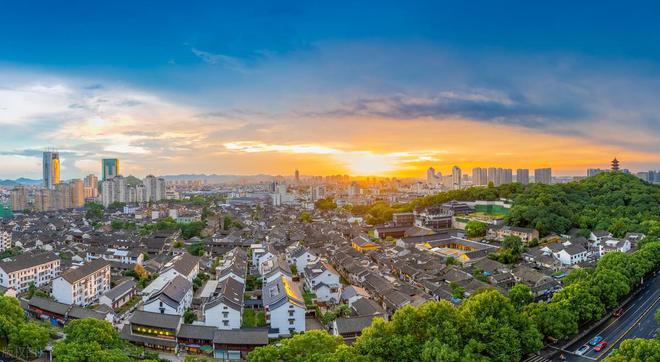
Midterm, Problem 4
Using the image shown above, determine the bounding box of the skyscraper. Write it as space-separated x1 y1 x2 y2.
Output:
71 179 85 208
452 166 462 190
43 151 60 189
534 168 552 184
516 169 529 185
102 159 120 181
294 169 300 184
84 174 99 198
427 167 439 185
10 187 28 211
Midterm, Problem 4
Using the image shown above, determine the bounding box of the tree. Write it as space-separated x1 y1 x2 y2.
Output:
590 269 630 308
85 202 104 220
450 282 464 299
8 322 49 359
465 221 488 238
563 268 593 286
187 242 206 256
315 198 337 211
184 309 197 324
248 330 344 362
299 211 313 223
523 302 578 340
52 319 130 362
508 284 533 311
551 283 604 323
603 338 660 362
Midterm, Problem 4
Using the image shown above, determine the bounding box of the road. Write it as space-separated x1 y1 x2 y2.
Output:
561 272 659 361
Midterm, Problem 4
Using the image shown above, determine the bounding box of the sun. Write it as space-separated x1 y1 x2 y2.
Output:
342 152 398 176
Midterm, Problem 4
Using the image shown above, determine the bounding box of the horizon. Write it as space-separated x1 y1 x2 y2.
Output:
2 2 660 179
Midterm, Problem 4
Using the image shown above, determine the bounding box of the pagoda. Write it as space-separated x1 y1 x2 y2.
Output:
611 157 620 171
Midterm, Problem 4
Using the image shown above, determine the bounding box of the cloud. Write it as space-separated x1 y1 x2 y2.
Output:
191 48 249 72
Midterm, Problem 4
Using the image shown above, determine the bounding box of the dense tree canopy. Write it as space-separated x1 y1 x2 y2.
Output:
0 296 50 359
465 221 488 238
354 173 660 237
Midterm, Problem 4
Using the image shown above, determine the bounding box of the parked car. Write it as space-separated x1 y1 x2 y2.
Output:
576 345 590 355
589 336 604 346
594 341 608 352
613 307 624 317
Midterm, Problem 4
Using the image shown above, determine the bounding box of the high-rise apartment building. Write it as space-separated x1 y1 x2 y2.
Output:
451 166 462 190
102 159 120 181
43 151 60 189
143 175 166 202
10 187 28 211
71 179 85 208
84 174 99 198
534 168 552 184
516 169 529 185
294 169 300 184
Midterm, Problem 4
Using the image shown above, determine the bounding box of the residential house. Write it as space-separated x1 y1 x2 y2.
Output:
143 275 193 315
263 276 306 337
303 260 341 304
99 279 137 310
203 277 244 330
52 259 111 306
0 251 60 293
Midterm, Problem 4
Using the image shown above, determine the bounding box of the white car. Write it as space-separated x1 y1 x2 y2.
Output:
576 344 590 355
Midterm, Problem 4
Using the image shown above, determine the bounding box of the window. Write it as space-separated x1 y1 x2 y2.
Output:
223 320 229 326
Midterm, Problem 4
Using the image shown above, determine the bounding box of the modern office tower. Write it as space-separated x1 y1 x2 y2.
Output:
71 179 85 208
534 168 552 184
294 169 300 184
451 166 462 190
516 169 530 185
10 187 28 211
587 168 605 177
102 159 120 181
84 174 99 198
43 151 60 189
143 175 166 202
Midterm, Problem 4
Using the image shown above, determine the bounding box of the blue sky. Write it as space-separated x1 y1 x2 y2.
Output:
1 1 660 178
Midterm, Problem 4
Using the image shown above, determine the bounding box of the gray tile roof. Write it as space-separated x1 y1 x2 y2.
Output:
60 259 110 283
130 310 181 330
213 329 268 345
0 251 59 273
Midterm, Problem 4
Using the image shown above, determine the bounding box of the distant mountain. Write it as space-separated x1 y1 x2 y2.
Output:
0 178 41 187
125 175 142 187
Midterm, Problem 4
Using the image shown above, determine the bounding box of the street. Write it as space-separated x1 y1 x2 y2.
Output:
561 273 659 361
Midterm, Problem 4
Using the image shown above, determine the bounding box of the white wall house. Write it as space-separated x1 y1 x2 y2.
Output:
599 238 632 256
142 275 192 315
263 276 306 337
0 252 60 293
86 248 144 265
52 259 111 306
303 261 341 304
286 246 318 273
553 244 588 266
203 277 244 329
257 245 277 276
159 252 200 282
589 230 613 246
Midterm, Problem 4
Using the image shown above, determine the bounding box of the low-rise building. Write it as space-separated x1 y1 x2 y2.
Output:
52 259 112 306
263 276 305 337
487 225 539 244
99 279 137 310
203 277 244 329
303 260 341 304
143 275 193 315
0 251 60 293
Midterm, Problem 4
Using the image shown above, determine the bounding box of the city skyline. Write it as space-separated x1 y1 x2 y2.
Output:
2 2 660 179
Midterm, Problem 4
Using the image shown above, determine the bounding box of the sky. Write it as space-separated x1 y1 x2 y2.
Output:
1 1 660 179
